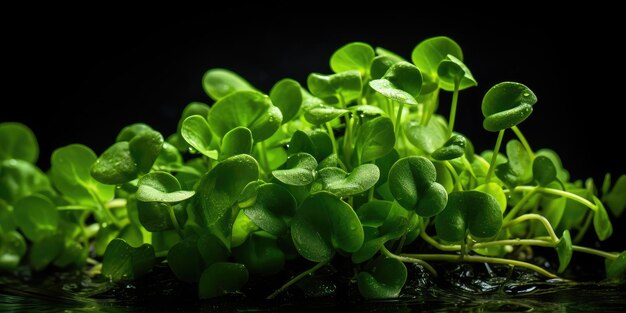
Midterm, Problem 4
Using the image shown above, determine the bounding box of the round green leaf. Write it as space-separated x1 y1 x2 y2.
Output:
202 68 256 101
0 231 26 270
291 191 364 262
495 140 533 187
243 183 296 236
0 122 38 163
604 175 626 217
233 233 285 275
270 79 302 123
375 47 406 62
357 258 407 299
272 153 318 186
431 134 466 161
116 123 153 143
355 116 395 164
232 209 260 247
369 61 422 105
437 54 477 90
136 171 194 203
592 196 613 241
0 159 50 204
208 91 282 142
388 156 448 217
220 127 253 161
102 238 155 282
167 238 205 282
313 164 380 197
14 194 58 242
330 42 375 75
405 116 449 154
533 155 557 186
556 230 573 273
129 129 164 173
482 82 537 132
435 190 502 243
370 55 398 79
29 234 64 271
475 183 507 213
181 115 218 159
197 234 230 266
307 71 362 103
352 201 408 263
606 250 626 279
91 142 138 185
198 262 249 299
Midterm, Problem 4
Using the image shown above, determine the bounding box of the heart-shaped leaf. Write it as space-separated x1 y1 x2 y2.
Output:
411 36 463 92
389 156 448 217
435 190 502 243
232 232 285 275
270 78 302 123
181 115 218 159
482 82 537 132
605 250 626 279
604 175 626 217
50 144 115 206
437 54 476 90
369 61 422 104
533 155 557 186
202 68 256 101
136 171 194 203
307 71 362 104
91 142 138 185
0 159 50 204
475 183 507 213
405 116 449 154
355 116 395 164
312 164 380 197
431 134 466 161
357 258 407 299
291 191 364 262
495 140 533 187
0 231 26 270
208 91 282 142
592 196 613 241
556 230 573 273
330 42 375 75
102 238 155 281
198 262 249 299
243 183 296 236
272 153 317 186
14 194 58 242
0 122 38 163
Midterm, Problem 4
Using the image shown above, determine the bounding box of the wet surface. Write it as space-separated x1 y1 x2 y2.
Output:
1 263 625 312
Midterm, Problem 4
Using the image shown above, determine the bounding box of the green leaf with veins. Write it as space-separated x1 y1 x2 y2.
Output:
0 122 39 163
331 42 375 75
312 164 380 197
102 238 155 282
272 153 317 186
243 183 296 236
136 171 194 203
369 61 422 104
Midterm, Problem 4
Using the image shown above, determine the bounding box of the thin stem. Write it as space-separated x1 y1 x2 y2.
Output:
325 122 338 156
573 245 619 260
394 101 405 142
473 238 554 249
444 161 463 191
105 198 127 210
504 213 559 242
342 114 353 166
485 129 505 183
381 246 438 277
401 253 558 278
514 186 598 212
267 260 329 299
573 212 593 243
448 80 460 136
420 230 461 252
511 126 535 159
167 205 184 238
503 187 539 222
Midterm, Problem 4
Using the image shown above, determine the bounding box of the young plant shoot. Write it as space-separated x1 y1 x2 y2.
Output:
1 37 626 301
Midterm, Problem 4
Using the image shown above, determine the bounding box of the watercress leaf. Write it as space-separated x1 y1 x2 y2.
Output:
604 175 626 217
388 156 448 217
303 102 349 125
0 122 38 163
352 201 408 263
95 225 120 256
482 82 537 132
475 183 507 213
14 194 58 242
357 258 407 299
411 36 463 89
198 262 249 299
349 105 386 117
116 123 153 143
102 238 155 282
370 55 398 80
181 115 218 159
195 154 259 227
270 79 302 123
136 171 194 203
0 200 16 232
435 190 502 243
91 142 138 185
533 155 557 186
535 149 570 182
374 149 400 187
208 90 282 142
606 250 626 279
220 127 253 161
355 116 395 164
287 130 317 158
128 129 164 173
243 183 296 236
437 54 477 90
29 234 64 271
272 153 317 186
197 233 229 266
137 202 187 232
0 159 50 204
0 231 26 270
233 233 285 275
330 42 375 75
307 71 362 103
53 241 84 268
495 140 533 187
314 164 380 197
232 209 260 247
50 144 115 206
431 134 466 161
592 196 613 241
167 238 205 282
202 68 256 101
405 116 449 154
375 47 406 62
556 230 573 273
291 191 364 262
371 61 422 104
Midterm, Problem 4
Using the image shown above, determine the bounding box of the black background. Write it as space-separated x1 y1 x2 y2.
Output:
1 12 622 182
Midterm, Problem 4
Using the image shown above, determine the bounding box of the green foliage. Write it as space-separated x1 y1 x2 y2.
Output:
2 37 625 302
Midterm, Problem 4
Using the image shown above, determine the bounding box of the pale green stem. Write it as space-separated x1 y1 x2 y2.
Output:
503 187 539 222
511 126 535 159
420 230 461 252
485 129 505 183
444 161 463 191
325 122 338 156
504 213 559 242
381 245 438 277
472 238 618 260
394 101 405 142
105 198 127 210
448 80 460 136
514 186 598 212
267 260 329 299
